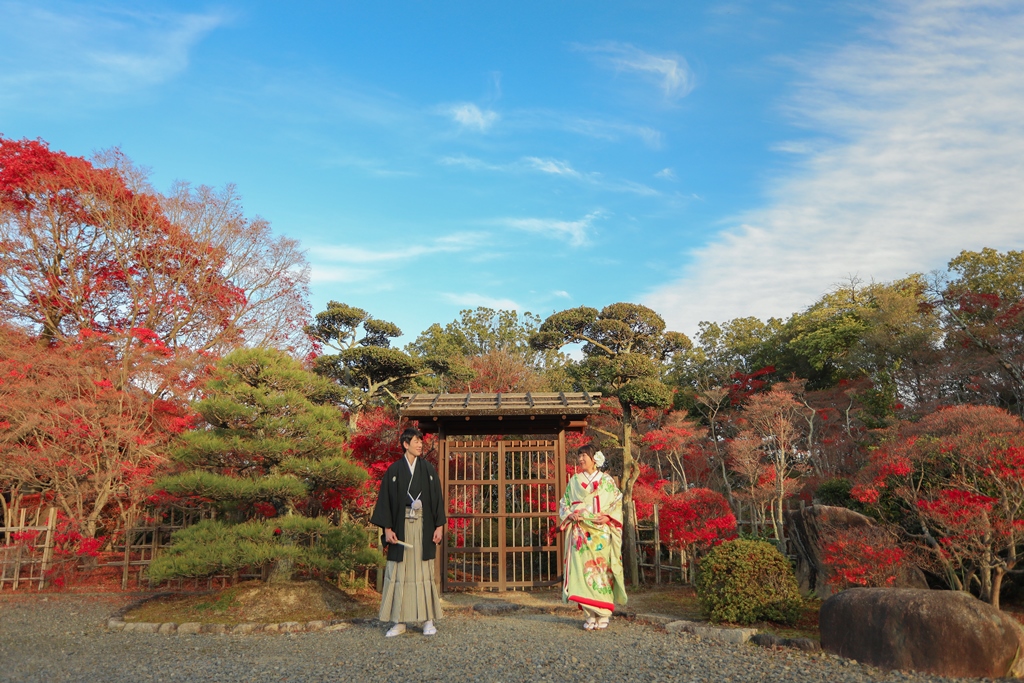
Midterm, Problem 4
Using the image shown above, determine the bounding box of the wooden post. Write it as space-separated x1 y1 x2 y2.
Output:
497 440 507 591
437 425 446 592
12 508 26 590
11 543 22 590
37 508 57 589
121 529 131 590
147 523 159 588
653 502 661 586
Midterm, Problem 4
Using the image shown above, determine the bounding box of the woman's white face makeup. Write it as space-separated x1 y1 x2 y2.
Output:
577 454 596 473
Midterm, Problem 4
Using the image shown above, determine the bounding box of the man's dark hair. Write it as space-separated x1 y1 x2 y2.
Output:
400 426 424 450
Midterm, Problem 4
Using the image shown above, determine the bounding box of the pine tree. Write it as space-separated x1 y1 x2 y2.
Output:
149 348 379 583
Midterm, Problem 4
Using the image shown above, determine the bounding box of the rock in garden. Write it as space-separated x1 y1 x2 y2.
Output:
750 633 785 648
690 625 757 644
785 505 928 599
820 588 1024 678
324 622 351 632
784 637 820 652
472 600 522 615
665 620 697 635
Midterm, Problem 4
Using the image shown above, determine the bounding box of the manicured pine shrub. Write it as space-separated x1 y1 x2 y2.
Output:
149 348 380 584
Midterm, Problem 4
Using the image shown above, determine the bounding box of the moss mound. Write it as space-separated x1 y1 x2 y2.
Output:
124 580 377 624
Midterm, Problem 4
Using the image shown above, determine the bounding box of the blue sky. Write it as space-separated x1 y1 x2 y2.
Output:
2 1 1023 343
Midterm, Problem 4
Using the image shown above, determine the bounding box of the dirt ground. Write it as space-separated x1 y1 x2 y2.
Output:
120 581 819 640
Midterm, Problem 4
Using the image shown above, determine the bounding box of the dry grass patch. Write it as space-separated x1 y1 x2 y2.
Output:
627 585 705 620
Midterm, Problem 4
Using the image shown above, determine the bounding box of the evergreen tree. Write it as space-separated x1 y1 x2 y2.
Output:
306 301 471 428
149 348 378 584
531 302 690 584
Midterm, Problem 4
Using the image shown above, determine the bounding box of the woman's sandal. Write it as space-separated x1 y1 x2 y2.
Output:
583 618 597 631
596 618 610 630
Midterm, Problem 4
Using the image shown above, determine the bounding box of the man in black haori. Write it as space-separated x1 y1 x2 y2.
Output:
370 427 446 637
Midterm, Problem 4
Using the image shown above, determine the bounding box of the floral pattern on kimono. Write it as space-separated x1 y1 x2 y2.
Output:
559 471 627 612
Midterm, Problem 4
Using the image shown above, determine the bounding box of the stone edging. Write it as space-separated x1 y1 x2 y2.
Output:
104 590 360 636
106 618 352 635
659 617 821 653
105 606 818 650
663 618 758 644
749 633 821 652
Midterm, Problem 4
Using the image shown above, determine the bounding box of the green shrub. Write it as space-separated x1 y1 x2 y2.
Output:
815 478 854 507
147 518 382 584
696 538 803 625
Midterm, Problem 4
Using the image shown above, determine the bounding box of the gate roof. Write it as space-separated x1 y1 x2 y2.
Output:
399 392 602 435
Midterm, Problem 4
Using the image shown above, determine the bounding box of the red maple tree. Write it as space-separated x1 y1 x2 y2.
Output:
0 324 191 539
851 404 1024 607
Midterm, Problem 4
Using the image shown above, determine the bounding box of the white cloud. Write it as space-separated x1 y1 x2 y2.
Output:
646 1 1024 335
558 116 664 149
770 141 820 155
323 154 416 177
314 232 485 264
444 102 499 131
0 3 226 108
575 42 696 100
442 154 658 196
500 211 603 247
655 168 676 179
438 154 507 172
524 157 583 178
309 266 380 284
523 157 658 195
552 290 572 299
442 293 522 311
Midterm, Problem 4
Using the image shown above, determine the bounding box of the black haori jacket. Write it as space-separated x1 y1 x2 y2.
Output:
370 457 446 562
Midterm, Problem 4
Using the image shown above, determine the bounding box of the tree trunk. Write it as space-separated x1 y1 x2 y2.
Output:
772 485 786 554
709 418 735 510
0 490 10 544
268 556 294 584
991 567 1005 609
980 549 993 605
921 522 962 591
620 405 640 587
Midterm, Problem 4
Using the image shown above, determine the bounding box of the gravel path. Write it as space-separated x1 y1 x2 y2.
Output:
0 594 959 682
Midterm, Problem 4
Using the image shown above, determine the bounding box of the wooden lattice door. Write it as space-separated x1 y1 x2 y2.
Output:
440 437 565 590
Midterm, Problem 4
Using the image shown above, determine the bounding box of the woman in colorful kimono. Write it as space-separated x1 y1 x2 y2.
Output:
559 445 628 630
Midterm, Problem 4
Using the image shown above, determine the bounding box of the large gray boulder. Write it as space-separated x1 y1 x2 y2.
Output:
820 588 1024 679
785 505 927 598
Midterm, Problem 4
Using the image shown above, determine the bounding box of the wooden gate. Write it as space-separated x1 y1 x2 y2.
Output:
440 438 565 590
